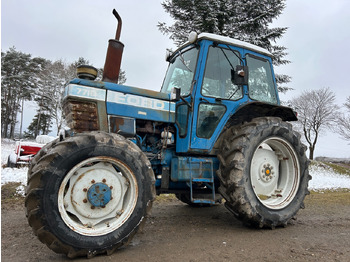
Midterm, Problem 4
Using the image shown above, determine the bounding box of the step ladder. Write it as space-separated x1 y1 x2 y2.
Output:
189 158 215 205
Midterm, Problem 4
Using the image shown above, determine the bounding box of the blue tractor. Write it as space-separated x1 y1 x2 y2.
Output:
25 10 310 258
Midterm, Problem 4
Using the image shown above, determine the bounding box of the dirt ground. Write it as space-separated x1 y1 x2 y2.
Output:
2 191 350 262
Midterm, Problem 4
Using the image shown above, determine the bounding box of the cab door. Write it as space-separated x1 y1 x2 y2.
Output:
190 42 248 153
161 44 201 153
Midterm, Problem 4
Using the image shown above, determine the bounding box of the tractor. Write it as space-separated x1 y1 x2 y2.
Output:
25 9 310 258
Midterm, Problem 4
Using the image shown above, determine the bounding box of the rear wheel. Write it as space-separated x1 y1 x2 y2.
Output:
25 132 155 258
217 117 311 228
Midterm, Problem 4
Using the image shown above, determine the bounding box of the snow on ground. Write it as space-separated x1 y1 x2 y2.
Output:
308 164 350 190
1 139 350 196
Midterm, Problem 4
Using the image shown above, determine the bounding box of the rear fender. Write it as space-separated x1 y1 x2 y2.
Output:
212 102 297 153
228 102 297 125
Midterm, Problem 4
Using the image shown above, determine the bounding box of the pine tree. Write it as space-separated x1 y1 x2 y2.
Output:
158 0 291 92
24 112 52 138
1 47 46 138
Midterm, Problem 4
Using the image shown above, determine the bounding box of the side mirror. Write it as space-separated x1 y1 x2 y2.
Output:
231 65 249 86
170 87 181 101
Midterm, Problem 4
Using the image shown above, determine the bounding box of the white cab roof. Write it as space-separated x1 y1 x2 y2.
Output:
198 33 272 57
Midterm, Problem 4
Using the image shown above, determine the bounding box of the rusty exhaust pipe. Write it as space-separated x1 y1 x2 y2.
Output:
102 9 124 83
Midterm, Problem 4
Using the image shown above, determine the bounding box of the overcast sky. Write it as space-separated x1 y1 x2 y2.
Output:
2 0 350 158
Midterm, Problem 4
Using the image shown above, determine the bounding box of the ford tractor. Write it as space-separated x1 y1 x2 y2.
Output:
25 9 310 258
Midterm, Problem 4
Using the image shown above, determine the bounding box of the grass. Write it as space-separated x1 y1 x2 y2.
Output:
1 182 25 207
307 189 350 205
155 193 177 203
321 162 350 177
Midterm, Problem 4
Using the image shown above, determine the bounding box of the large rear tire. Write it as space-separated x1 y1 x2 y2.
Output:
25 132 155 258
217 117 311 228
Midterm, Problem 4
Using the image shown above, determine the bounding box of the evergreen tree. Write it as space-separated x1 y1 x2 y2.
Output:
24 112 52 138
1 47 46 138
158 0 291 92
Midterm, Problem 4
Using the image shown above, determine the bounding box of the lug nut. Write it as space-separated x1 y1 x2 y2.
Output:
83 188 87 192
83 199 88 203
110 186 113 189
91 206 95 209
102 179 106 183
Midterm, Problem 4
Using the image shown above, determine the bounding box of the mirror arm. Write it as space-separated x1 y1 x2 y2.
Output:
180 96 192 109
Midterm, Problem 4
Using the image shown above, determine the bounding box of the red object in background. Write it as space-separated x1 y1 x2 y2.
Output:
8 141 44 167
15 143 43 156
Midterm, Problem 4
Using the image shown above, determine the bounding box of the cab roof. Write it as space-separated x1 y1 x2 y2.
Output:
197 33 272 57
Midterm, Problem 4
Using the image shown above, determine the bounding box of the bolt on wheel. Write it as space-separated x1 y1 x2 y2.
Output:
250 137 300 210
58 156 138 236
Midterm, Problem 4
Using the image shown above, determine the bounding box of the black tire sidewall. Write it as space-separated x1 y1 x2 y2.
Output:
40 140 152 250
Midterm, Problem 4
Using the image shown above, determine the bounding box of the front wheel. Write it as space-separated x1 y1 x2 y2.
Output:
25 132 155 258
217 117 311 228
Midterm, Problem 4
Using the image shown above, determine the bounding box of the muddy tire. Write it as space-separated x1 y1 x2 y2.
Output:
217 117 310 228
25 132 155 258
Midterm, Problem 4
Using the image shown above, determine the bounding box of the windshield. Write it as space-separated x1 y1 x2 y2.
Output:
161 46 199 96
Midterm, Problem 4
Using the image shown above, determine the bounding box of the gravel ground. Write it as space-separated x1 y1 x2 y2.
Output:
2 191 350 262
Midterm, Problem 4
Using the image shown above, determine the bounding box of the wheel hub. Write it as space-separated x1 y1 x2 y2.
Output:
62 161 132 232
260 163 275 182
87 183 112 207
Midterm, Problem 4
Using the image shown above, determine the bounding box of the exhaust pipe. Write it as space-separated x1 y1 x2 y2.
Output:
102 9 124 83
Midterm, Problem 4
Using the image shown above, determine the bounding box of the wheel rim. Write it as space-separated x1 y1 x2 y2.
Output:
250 137 300 210
58 156 138 236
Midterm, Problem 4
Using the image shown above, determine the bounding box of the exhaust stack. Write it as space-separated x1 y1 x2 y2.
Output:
102 9 124 83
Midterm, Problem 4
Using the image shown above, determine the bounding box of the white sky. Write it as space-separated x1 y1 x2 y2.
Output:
1 0 350 158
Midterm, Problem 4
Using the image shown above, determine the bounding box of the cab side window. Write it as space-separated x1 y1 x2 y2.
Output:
246 54 277 104
201 46 242 101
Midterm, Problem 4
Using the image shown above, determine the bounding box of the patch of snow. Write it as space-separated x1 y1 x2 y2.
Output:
36 135 57 144
308 164 350 190
1 139 16 165
1 167 28 186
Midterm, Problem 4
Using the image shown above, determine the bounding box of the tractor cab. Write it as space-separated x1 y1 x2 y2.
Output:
161 32 288 154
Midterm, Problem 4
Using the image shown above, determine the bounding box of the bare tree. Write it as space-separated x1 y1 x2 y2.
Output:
335 96 350 141
291 87 339 160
